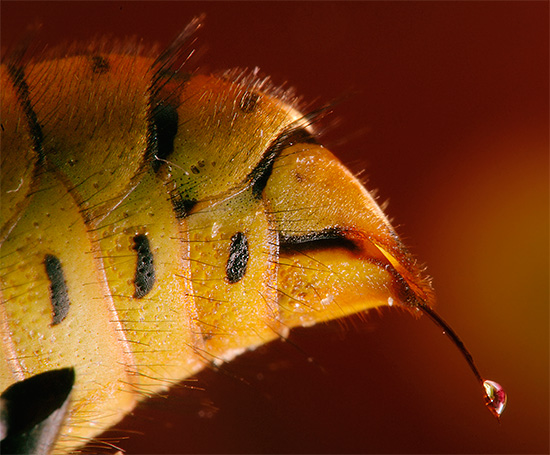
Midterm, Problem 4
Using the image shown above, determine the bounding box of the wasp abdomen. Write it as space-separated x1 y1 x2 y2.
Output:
0 36 436 453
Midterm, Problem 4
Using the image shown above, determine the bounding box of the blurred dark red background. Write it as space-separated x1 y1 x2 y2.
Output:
2 2 548 454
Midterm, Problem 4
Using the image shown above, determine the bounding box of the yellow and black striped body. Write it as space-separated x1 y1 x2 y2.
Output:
0 31 432 452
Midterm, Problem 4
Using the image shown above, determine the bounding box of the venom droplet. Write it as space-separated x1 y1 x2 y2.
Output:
483 379 507 419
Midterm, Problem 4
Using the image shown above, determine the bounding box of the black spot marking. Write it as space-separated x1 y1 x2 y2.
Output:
190 165 200 174
279 227 359 253
239 92 259 113
150 102 179 172
90 55 110 74
170 192 196 219
249 127 317 198
226 232 249 284
7 65 44 161
133 234 155 298
44 255 70 326
147 68 188 172
250 159 275 199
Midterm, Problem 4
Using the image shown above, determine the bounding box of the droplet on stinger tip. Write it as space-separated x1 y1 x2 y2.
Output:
483 379 507 419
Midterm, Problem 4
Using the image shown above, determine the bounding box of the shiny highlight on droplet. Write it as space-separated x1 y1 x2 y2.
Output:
483 379 507 419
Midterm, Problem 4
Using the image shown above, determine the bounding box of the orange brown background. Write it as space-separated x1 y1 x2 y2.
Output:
2 2 548 454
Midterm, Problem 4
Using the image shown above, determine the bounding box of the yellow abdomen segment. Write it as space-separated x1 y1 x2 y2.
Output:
0 45 433 452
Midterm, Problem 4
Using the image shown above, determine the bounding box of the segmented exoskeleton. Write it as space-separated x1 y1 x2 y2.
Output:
0 19 505 454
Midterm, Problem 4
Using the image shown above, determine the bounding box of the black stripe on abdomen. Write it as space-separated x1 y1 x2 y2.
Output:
132 234 155 298
249 126 317 199
44 254 70 326
6 64 45 162
279 227 359 253
226 232 250 284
